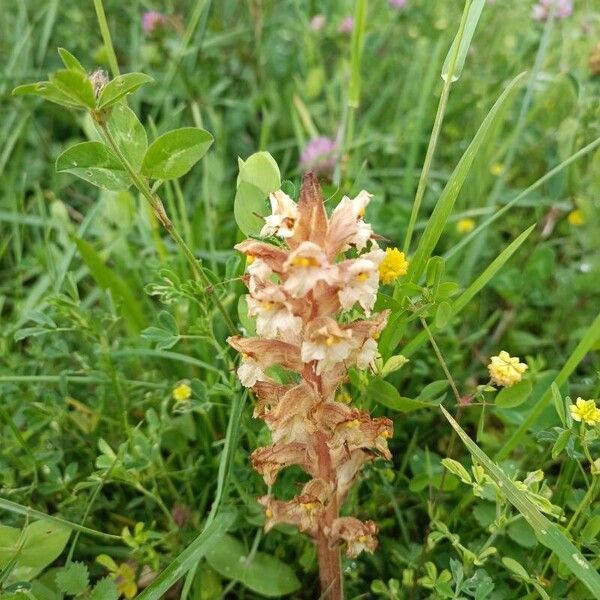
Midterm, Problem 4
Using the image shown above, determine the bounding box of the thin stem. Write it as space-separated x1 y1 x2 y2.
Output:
98 122 237 335
92 0 120 78
402 0 471 253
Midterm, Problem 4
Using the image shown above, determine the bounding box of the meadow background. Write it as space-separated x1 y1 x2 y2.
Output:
1 0 600 598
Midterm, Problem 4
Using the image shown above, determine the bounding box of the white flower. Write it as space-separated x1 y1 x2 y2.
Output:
338 250 384 315
237 354 268 387
301 320 354 374
283 241 338 298
355 338 379 370
246 282 302 341
331 191 373 251
261 190 299 238
247 256 272 280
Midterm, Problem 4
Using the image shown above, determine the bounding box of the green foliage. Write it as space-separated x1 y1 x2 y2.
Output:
205 534 301 597
55 142 130 191
141 127 214 180
3 1 600 599
55 562 89 595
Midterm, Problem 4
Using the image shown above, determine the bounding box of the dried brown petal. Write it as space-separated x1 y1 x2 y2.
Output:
290 172 329 249
251 442 317 485
327 517 378 558
227 336 304 373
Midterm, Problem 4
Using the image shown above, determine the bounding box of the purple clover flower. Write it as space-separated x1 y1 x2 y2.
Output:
142 11 168 34
310 15 326 31
300 137 338 176
337 16 354 34
532 0 573 21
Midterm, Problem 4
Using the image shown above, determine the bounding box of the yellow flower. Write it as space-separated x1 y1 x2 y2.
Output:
488 351 527 387
570 398 600 426
172 382 192 402
567 209 585 226
336 389 352 404
96 555 137 599
378 247 409 285
490 162 504 176
114 563 137 599
456 218 475 234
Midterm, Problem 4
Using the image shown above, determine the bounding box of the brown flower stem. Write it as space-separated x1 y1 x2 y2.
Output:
315 430 343 600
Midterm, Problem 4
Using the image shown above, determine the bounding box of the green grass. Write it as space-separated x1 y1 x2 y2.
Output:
1 1 600 599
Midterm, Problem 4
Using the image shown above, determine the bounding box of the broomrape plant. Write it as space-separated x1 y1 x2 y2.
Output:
228 174 407 597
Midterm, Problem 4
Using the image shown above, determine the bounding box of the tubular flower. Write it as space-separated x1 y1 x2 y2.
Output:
570 398 600 426
228 173 394 593
488 351 528 387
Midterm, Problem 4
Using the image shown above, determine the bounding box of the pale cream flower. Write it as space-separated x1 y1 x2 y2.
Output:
330 191 373 251
301 319 354 374
246 255 272 280
338 250 384 315
261 190 299 238
488 351 528 387
237 354 268 387
354 337 379 370
246 280 302 340
283 241 338 297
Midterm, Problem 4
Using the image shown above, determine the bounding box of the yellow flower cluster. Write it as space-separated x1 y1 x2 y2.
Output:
488 351 527 387
378 247 409 285
570 398 600 426
567 209 585 226
456 218 475 234
172 382 192 402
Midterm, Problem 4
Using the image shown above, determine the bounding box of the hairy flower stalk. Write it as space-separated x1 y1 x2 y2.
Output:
228 174 394 598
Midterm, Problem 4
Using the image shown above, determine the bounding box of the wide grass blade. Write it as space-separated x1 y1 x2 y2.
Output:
402 224 535 357
497 309 600 460
441 406 600 598
135 509 237 600
402 71 526 291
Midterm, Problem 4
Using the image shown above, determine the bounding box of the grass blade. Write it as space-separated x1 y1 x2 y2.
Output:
135 509 237 600
444 136 600 261
441 406 600 598
402 71 526 290
441 0 485 82
348 0 367 108
497 309 600 460
402 224 535 357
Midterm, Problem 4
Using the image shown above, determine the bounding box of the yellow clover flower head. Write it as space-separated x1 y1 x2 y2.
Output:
456 218 475 234
490 162 505 176
570 397 600 426
378 247 409 285
172 381 192 402
567 209 585 226
488 351 528 387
